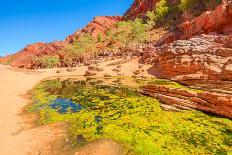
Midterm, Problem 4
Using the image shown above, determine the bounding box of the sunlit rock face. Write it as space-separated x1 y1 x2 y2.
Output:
124 0 159 19
8 42 65 69
124 0 181 19
158 0 232 45
65 16 122 43
142 34 232 81
141 1 232 83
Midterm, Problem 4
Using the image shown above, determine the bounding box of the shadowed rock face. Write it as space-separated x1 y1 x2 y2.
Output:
0 16 122 69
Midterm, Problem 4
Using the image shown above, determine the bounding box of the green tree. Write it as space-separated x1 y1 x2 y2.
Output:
35 56 59 68
154 0 169 23
130 19 148 43
97 33 103 42
146 11 156 29
65 34 97 64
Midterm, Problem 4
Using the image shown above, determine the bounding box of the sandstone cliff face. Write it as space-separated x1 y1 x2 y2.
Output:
159 0 232 45
124 0 158 19
137 0 232 118
66 16 122 43
0 16 121 69
142 34 232 82
142 1 232 83
181 0 232 38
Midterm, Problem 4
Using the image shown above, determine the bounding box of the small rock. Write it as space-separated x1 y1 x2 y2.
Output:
56 69 63 73
112 68 121 73
88 65 104 72
116 65 122 68
138 64 144 69
104 73 112 78
66 68 76 72
85 70 97 76
133 70 141 75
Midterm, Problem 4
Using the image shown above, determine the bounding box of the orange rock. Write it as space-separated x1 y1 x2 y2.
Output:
124 0 158 19
142 34 232 82
65 16 122 43
159 1 232 45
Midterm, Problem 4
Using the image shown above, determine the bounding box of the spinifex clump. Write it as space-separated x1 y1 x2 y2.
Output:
30 78 232 155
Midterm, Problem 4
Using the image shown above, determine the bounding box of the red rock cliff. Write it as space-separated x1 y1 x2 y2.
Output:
124 0 159 19
66 16 122 43
158 0 232 45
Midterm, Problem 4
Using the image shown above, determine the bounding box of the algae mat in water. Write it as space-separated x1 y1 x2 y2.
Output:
29 78 232 155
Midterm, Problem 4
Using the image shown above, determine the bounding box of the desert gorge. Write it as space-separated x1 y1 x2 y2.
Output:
0 0 231 154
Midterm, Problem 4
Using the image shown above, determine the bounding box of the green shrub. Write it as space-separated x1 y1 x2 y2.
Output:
108 19 148 50
179 0 197 12
146 11 156 29
65 34 97 63
154 0 169 22
35 56 59 68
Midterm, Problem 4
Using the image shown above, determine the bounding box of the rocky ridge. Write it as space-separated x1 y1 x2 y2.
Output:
0 16 122 69
66 16 122 43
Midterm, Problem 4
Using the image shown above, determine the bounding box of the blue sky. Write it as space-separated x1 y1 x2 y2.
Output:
0 0 133 56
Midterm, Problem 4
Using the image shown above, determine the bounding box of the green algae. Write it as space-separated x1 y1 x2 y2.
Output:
29 77 232 155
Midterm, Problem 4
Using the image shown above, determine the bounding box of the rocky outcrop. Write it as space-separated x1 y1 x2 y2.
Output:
65 16 122 43
142 34 232 83
124 0 159 19
1 42 64 69
142 85 232 118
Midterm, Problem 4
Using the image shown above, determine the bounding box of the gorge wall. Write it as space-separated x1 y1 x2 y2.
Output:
140 0 232 118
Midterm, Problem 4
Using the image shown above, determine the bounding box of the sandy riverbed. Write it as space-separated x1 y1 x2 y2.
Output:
0 58 151 155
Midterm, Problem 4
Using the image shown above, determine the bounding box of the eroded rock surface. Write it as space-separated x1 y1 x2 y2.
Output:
124 0 158 19
142 34 232 82
142 85 232 118
66 16 122 43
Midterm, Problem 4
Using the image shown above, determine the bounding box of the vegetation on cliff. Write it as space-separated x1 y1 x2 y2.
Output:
145 0 222 27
